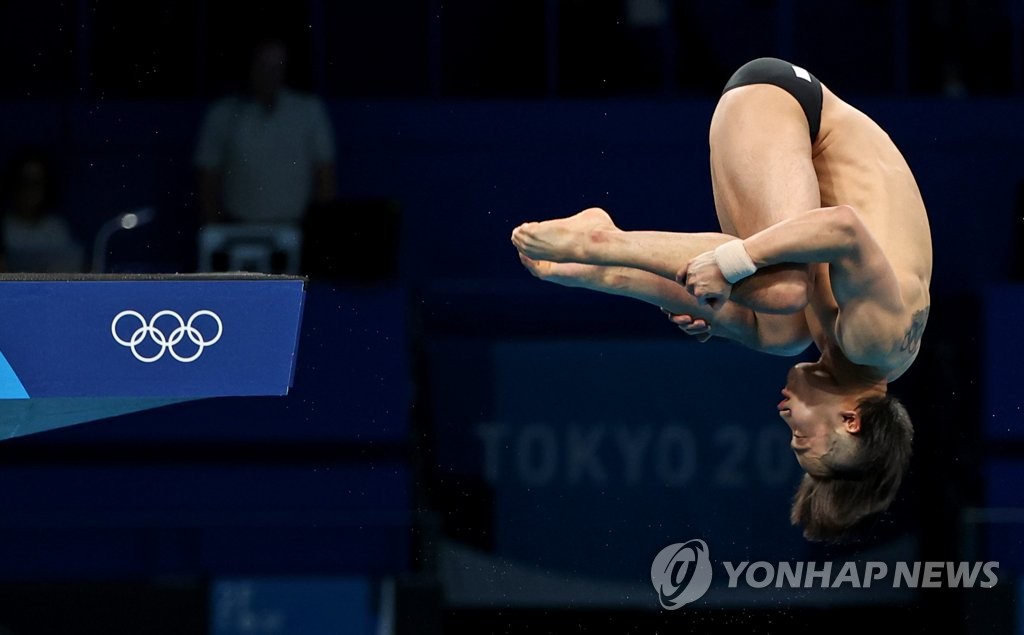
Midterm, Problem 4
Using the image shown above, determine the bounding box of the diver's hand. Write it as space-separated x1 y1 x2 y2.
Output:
661 308 712 343
679 250 732 310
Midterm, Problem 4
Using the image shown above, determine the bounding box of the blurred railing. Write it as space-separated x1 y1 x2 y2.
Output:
6 0 1024 100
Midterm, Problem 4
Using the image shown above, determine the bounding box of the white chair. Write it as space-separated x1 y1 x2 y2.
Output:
198 224 302 274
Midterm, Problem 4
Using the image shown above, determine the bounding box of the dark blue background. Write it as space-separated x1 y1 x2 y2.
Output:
0 0 1020 632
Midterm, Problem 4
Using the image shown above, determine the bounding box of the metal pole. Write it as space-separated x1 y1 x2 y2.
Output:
74 0 93 97
428 0 443 97
545 0 559 98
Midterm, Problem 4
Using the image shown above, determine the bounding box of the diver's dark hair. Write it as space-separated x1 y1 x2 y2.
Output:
790 394 913 541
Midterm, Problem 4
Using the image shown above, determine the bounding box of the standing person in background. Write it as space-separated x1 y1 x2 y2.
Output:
195 35 336 227
1 147 84 273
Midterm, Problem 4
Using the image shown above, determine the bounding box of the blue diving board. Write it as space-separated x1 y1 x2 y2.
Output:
0 273 305 438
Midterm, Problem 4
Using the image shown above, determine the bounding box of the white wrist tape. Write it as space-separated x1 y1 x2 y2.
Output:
714 240 757 284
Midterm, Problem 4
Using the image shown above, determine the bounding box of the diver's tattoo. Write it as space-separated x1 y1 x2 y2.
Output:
900 306 929 355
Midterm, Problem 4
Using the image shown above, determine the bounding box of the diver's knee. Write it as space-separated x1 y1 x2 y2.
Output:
733 265 809 314
772 267 810 313
773 279 809 314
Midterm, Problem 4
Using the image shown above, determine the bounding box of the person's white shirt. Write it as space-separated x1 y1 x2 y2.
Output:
4 213 84 272
194 89 335 223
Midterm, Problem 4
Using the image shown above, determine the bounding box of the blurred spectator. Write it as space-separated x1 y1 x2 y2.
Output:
1013 178 1024 281
194 36 336 227
1 148 84 273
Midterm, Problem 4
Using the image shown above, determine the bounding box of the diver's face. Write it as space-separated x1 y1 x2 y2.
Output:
778 363 854 475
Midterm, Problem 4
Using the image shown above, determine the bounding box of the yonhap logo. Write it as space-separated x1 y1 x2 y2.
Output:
649 537 1000 609
650 539 713 610
111 310 223 363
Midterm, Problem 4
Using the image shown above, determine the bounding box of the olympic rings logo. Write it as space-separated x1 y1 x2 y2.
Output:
111 310 223 363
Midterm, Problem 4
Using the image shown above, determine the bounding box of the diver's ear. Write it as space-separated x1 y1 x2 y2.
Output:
840 410 861 434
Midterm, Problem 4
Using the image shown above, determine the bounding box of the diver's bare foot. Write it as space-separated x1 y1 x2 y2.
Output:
511 208 618 263
517 252 608 290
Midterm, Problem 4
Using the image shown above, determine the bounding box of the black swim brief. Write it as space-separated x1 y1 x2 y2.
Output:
722 57 823 143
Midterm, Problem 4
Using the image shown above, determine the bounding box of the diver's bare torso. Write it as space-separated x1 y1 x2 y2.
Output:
805 85 933 381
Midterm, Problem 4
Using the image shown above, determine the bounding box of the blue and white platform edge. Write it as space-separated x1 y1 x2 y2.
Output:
0 273 305 439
